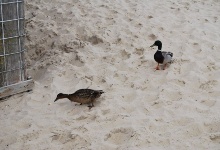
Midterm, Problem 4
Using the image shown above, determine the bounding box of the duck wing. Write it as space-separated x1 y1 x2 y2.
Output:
161 51 173 64
74 89 104 99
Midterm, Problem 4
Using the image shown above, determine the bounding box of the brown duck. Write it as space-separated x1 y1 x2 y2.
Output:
54 89 104 108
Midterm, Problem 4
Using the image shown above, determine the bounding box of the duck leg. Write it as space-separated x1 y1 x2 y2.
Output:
75 103 82 106
163 64 166 70
155 63 160 70
88 103 94 109
87 96 94 109
74 102 82 106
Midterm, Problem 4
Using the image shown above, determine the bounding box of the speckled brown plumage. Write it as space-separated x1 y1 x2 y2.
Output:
54 89 104 108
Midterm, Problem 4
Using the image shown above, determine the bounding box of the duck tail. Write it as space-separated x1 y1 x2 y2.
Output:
167 52 173 57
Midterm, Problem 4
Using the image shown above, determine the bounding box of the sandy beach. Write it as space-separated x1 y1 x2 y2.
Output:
0 0 220 149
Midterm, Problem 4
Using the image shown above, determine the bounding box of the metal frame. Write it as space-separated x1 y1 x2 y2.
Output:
0 1 7 86
0 0 33 99
1 1 23 5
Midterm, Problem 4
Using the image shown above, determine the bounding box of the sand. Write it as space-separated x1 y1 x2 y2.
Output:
0 0 220 149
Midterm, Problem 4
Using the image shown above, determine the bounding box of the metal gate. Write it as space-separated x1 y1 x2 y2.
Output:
0 0 33 99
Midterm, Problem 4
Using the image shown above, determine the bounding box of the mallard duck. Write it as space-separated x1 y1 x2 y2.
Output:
150 40 173 70
54 89 104 108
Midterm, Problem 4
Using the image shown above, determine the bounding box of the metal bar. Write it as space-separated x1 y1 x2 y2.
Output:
0 3 7 86
0 79 34 99
16 0 23 81
0 3 4 87
0 65 25 74
0 1 23 5
20 0 26 80
0 18 24 23
0 34 25 40
0 0 33 95
0 49 25 57
0 72 4 86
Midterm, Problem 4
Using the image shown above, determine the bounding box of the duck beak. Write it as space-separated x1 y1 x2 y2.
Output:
150 44 155 47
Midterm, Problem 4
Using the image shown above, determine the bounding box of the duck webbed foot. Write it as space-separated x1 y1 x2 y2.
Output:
155 63 160 70
88 103 94 109
75 103 83 106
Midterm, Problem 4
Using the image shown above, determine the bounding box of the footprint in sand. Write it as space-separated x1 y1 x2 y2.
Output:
87 35 104 45
73 126 88 133
172 117 194 126
20 131 40 142
51 130 90 146
122 90 137 103
158 27 164 31
0 136 17 149
200 99 216 107
16 121 32 130
159 89 182 104
147 15 153 19
175 123 203 138
214 16 218 23
105 16 116 25
70 53 84 67
210 133 220 143
204 121 220 133
199 80 217 90
101 109 111 115
75 115 88 121
174 79 186 87
148 34 157 40
114 73 128 82
134 48 144 56
104 127 135 145
207 62 218 71
192 42 202 54
179 61 195 75
121 50 131 60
